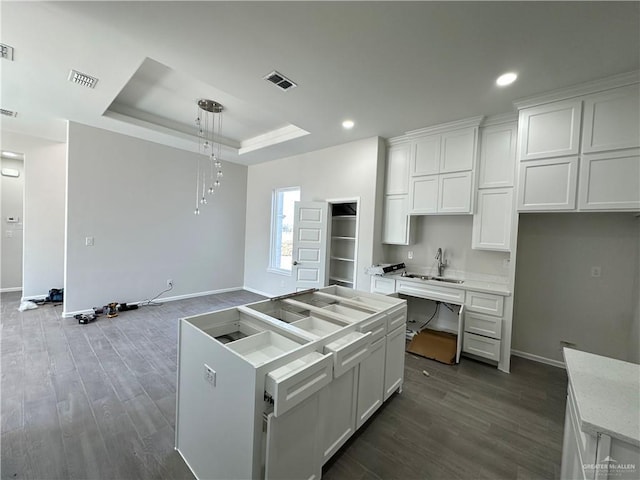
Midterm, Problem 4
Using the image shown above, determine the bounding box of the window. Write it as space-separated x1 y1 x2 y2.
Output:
269 187 300 274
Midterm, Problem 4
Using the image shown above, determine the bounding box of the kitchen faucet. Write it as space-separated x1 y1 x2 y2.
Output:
435 248 447 277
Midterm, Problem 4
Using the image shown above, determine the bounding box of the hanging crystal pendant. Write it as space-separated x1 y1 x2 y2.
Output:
194 208 200 215
217 170 223 178
214 160 221 168
200 196 207 205
208 186 214 195
214 180 220 187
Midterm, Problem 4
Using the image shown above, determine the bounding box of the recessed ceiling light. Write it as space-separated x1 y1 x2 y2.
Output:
496 72 518 87
1 151 22 158
342 120 355 130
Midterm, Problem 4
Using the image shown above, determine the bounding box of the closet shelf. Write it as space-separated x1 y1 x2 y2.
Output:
330 256 355 262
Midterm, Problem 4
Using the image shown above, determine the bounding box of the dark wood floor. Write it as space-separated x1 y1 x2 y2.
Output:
1 291 567 480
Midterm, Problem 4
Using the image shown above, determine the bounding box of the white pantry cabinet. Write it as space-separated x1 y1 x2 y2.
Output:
176 286 406 480
386 143 411 195
383 142 413 245
478 122 517 188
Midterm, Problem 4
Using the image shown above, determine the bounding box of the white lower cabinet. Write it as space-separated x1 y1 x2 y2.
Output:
176 286 406 480
356 337 386 428
265 393 322 480
462 290 504 363
384 325 406 400
370 275 396 295
319 366 358 463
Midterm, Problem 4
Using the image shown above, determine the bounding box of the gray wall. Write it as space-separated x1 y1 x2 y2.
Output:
383 215 510 279
1 131 66 297
513 213 640 364
65 122 248 314
243 137 384 296
1 157 24 291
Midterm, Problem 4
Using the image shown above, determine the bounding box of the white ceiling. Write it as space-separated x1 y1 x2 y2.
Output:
1 1 639 165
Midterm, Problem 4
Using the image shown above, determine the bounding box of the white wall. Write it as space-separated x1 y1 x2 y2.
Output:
1 157 24 291
383 215 510 279
243 137 384 296
1 131 66 297
513 213 640 364
65 122 248 314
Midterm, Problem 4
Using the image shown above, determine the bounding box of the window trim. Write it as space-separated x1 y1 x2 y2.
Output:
268 186 300 275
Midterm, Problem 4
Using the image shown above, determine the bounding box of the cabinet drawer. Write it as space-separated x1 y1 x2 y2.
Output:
462 332 500 361
357 314 387 343
325 331 373 378
397 280 465 304
464 311 502 340
370 275 396 295
386 307 407 332
465 291 504 316
266 352 333 417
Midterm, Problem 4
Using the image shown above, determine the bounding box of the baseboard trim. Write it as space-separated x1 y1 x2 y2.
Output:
62 286 245 318
242 286 273 298
21 293 48 301
511 349 565 369
1 287 22 293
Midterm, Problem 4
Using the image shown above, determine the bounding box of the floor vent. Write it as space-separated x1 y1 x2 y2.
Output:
264 70 297 91
68 69 99 89
0 108 18 117
1 44 14 61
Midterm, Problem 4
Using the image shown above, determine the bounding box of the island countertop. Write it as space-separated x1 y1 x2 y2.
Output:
563 348 640 447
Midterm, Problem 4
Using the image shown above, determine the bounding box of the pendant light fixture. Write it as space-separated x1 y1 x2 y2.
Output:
194 99 224 215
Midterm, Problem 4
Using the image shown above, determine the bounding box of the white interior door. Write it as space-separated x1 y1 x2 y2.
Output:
292 201 328 291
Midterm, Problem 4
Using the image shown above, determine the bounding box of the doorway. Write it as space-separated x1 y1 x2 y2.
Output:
327 200 359 289
1 151 25 292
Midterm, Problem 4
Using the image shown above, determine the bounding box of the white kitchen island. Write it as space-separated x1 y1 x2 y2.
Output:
175 286 406 480
561 348 640 480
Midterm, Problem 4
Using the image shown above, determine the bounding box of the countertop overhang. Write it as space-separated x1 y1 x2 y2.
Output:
384 272 511 296
563 348 640 446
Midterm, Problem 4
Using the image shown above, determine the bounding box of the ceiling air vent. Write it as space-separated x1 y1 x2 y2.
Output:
0 108 18 117
68 69 99 89
0 44 14 61
264 70 297 92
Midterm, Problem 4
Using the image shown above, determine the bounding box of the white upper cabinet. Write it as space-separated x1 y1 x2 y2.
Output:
409 175 439 214
472 188 513 251
440 128 476 173
518 157 578 211
438 172 472 213
382 195 412 245
411 135 440 176
518 99 582 161
385 143 410 195
478 123 517 188
582 84 640 153
578 149 640 210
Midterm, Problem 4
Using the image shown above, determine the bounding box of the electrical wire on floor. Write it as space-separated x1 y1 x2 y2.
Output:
418 301 440 331
138 283 174 307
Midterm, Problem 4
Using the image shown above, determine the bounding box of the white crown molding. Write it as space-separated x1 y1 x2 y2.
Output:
404 115 484 139
514 70 640 110
481 112 518 128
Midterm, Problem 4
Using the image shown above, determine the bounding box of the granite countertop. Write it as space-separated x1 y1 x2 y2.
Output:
563 348 640 446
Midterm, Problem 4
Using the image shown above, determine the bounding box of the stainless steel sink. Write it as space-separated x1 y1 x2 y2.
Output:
401 272 464 284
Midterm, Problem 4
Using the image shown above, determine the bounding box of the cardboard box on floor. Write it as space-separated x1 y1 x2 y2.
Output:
407 329 457 365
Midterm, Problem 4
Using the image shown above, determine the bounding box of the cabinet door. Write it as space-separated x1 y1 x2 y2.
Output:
578 150 640 210
411 135 440 176
582 84 640 154
478 123 517 188
356 338 385 429
438 171 472 213
472 188 513 251
386 144 410 195
265 393 322 480
319 367 358 463
518 99 582 161
517 157 578 211
464 311 502 340
370 276 396 295
383 325 405 401
382 194 411 245
440 128 476 173
409 175 438 214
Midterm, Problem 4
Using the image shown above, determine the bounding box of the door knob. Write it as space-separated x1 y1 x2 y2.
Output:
293 261 299 265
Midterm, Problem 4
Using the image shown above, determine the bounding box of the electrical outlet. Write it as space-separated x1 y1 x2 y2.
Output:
85 236 94 246
167 279 173 288
407 251 413 260
204 364 216 387
591 266 601 278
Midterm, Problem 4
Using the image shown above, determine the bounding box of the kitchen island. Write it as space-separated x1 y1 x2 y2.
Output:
561 348 639 480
